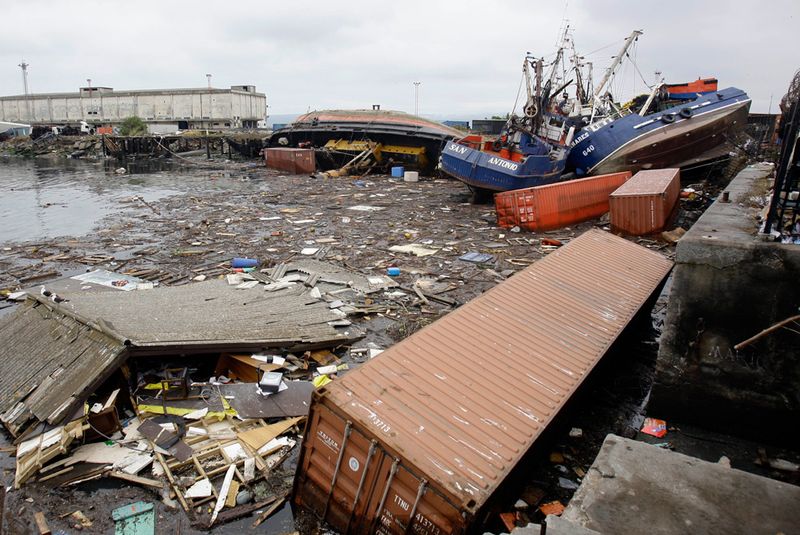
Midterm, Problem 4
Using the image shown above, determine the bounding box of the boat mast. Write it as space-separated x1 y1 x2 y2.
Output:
639 73 665 116
593 30 643 103
569 35 586 105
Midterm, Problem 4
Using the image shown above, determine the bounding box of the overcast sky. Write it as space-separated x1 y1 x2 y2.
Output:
1 0 796 119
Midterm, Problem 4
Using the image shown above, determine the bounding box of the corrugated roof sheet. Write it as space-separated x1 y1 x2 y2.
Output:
58 280 361 349
323 229 672 509
0 300 127 436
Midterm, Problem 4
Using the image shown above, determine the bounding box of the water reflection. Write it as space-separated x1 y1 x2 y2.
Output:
0 158 259 243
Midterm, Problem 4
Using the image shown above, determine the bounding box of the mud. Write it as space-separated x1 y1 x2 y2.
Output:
2 156 795 534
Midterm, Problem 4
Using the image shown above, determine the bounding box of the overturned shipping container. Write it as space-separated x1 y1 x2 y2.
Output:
293 229 673 534
264 147 317 174
609 168 681 235
494 171 632 231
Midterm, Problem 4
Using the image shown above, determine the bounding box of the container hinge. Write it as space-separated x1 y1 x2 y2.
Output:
321 420 352 522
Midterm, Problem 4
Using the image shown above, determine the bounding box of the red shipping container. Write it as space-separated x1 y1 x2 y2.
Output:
609 168 681 235
264 147 316 174
494 171 632 231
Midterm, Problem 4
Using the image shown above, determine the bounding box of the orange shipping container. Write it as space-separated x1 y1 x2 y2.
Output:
292 229 673 535
494 172 632 232
264 147 316 174
609 168 681 235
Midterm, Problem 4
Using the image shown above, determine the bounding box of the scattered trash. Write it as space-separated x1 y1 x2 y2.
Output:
569 427 583 438
458 252 495 263
558 477 579 490
231 257 259 268
539 500 565 516
71 269 149 291
661 227 687 244
387 267 401 276
112 502 154 535
389 244 440 257
640 417 668 438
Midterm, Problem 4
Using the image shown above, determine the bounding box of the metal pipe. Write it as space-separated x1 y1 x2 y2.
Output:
321 421 352 521
344 440 377 534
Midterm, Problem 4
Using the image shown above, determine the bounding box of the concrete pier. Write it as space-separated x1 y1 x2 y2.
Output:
560 435 800 534
651 163 800 443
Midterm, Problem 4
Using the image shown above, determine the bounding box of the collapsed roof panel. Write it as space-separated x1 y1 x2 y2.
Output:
58 280 362 350
0 300 127 436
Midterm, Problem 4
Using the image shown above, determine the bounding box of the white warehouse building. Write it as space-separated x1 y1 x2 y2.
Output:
0 85 267 133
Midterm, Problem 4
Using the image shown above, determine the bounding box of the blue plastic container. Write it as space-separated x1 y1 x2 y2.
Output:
387 267 401 276
391 166 405 178
231 257 258 268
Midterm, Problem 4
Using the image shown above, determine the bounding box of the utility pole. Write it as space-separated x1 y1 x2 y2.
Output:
19 59 30 121
413 81 421 116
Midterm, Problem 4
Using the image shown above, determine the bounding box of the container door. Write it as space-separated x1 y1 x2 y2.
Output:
361 461 463 535
296 403 386 533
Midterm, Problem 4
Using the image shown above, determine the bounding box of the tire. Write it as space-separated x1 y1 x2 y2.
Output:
679 108 693 119
661 113 676 124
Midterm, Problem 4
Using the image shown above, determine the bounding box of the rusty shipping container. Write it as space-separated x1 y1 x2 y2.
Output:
609 168 681 235
494 171 632 232
293 229 673 535
264 147 316 174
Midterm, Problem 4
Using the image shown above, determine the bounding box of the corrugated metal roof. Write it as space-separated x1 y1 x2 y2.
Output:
58 280 361 349
610 169 680 196
323 229 672 509
0 300 127 436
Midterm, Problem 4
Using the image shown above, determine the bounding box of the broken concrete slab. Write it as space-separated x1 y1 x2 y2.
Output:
561 434 800 535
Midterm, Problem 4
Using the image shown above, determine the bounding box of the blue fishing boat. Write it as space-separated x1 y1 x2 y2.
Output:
568 86 751 176
440 128 570 192
440 53 574 195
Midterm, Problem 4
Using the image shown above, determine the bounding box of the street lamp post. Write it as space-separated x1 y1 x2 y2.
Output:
19 60 30 122
413 81 421 116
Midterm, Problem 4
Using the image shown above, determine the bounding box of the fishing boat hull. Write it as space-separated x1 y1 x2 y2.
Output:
568 87 751 176
440 141 568 192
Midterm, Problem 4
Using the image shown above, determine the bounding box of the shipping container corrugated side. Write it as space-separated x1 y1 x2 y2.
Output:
293 229 673 534
494 172 632 231
609 168 681 235
264 147 316 174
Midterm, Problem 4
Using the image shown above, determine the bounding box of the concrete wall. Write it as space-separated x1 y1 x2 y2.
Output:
651 163 800 443
0 87 266 128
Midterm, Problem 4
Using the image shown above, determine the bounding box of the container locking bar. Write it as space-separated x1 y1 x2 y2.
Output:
344 440 378 534
404 478 428 534
369 458 400 534
321 420 352 522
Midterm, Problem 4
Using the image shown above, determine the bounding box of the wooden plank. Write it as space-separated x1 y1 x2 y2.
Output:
252 493 288 527
109 471 163 489
34 512 51 535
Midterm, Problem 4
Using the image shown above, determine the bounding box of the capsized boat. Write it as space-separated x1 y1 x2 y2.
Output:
568 87 751 176
565 31 750 176
440 55 574 194
268 109 463 173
